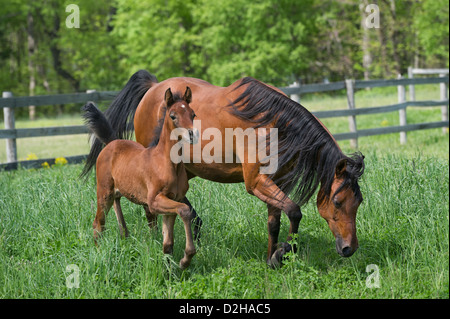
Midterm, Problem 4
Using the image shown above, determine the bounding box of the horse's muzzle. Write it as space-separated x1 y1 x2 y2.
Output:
335 236 358 257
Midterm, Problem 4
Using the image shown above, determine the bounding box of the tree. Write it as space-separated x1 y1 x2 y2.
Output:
415 0 449 67
0 0 123 118
112 0 318 86
192 0 317 86
112 0 197 81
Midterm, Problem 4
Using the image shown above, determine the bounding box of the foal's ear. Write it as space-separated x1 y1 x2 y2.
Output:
165 88 174 107
184 86 192 104
335 158 347 178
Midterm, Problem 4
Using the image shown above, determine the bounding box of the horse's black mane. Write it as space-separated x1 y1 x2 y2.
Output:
230 77 364 206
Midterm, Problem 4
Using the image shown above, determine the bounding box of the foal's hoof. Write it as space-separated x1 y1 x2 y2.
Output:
267 242 292 268
179 258 191 270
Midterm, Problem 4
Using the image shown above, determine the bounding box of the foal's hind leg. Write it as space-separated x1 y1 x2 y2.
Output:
93 191 114 244
113 198 129 238
144 206 158 231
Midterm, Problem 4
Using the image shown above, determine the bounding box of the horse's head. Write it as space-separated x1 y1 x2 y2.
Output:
317 154 365 257
164 86 199 144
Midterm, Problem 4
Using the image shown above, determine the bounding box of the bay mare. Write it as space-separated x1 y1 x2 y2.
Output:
81 71 365 266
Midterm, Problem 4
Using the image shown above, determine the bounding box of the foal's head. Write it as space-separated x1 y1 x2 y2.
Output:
164 86 199 144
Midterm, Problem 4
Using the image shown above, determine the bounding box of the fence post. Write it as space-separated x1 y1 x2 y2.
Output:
408 66 415 101
397 74 407 145
345 79 358 148
288 81 300 103
2 91 18 162
440 74 449 133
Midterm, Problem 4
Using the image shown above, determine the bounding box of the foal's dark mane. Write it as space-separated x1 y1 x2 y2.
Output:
230 77 364 206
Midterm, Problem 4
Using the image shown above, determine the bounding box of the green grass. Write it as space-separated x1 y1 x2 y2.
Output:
0 152 448 298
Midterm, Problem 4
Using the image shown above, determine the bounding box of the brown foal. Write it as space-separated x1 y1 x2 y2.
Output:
82 87 199 269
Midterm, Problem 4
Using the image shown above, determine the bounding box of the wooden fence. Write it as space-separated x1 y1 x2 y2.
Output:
407 67 449 102
1 74 448 170
281 74 448 148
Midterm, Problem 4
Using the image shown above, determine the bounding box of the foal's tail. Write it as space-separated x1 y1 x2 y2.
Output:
82 102 117 146
80 70 158 179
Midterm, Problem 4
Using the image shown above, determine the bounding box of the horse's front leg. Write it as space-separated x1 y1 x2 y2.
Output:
249 175 302 267
267 204 281 263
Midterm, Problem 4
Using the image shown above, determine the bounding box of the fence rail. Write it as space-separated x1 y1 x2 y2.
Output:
1 73 449 170
0 91 118 109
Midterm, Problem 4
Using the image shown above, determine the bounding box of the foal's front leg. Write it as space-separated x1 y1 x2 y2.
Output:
150 194 197 269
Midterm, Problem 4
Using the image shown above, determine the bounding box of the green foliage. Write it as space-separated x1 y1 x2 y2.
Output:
189 0 315 86
113 0 196 80
414 0 449 66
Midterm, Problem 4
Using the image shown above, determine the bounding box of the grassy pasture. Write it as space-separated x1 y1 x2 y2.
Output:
0 84 448 299
0 154 448 298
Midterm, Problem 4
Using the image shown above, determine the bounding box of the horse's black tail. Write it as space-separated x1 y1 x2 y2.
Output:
82 102 117 145
80 70 158 179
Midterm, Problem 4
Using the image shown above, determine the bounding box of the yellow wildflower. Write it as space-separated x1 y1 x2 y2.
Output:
41 162 50 169
380 119 389 127
54 157 68 166
26 153 38 160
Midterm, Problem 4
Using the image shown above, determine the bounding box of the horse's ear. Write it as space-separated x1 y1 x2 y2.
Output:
165 88 174 107
335 158 347 178
184 86 192 104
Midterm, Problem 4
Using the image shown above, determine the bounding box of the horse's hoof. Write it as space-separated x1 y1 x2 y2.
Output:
268 242 292 268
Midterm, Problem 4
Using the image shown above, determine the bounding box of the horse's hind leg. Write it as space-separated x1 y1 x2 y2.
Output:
162 215 176 254
113 198 129 238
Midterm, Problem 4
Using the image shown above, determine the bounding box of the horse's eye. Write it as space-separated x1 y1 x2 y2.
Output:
170 113 176 120
333 199 342 209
